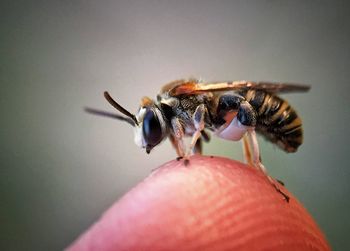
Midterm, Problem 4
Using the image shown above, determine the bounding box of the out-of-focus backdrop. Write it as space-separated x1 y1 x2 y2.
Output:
1 0 349 250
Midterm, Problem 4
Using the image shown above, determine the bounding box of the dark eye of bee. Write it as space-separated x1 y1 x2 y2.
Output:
142 109 162 147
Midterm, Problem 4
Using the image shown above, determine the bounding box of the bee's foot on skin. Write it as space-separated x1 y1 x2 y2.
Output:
184 158 190 166
280 190 290 202
256 162 268 175
276 179 285 186
268 176 290 203
150 166 161 173
210 155 214 158
274 183 290 202
176 156 183 161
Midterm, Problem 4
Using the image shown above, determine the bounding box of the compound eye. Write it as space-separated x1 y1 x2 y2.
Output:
142 109 162 147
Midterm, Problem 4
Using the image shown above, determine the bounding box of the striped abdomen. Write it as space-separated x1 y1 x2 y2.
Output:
243 90 303 152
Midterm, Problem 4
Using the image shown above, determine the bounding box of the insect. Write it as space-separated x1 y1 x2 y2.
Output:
86 79 310 201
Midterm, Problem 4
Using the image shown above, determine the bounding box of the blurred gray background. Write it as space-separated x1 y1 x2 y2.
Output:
1 0 349 250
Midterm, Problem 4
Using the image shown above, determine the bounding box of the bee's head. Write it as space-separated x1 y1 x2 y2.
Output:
102 92 166 154
134 97 167 154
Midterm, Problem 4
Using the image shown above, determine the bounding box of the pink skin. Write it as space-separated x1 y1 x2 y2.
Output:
67 155 330 251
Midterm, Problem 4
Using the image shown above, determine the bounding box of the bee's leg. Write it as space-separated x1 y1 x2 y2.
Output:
193 137 202 154
169 134 184 160
247 129 289 202
186 104 206 157
171 118 186 159
246 129 266 174
201 129 211 142
242 134 254 166
193 130 210 155
236 101 257 167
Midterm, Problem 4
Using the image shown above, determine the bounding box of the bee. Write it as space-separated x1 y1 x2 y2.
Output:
86 79 310 201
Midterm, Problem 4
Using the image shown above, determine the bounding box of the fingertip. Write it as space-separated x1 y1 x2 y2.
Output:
68 155 330 251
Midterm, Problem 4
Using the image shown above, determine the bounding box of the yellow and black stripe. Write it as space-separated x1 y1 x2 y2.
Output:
243 90 303 152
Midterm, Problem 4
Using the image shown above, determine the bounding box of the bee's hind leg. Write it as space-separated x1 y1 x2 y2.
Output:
246 129 266 174
247 129 290 202
242 134 254 166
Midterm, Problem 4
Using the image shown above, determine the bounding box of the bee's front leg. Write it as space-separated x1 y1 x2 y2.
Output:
169 134 184 160
170 117 186 158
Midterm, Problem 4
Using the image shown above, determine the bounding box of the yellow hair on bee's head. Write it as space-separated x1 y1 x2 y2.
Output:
141 96 154 107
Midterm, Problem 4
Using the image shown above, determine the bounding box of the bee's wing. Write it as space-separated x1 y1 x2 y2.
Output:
168 80 310 96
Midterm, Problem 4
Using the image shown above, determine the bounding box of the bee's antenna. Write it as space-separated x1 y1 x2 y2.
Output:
84 107 135 127
104 91 139 126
